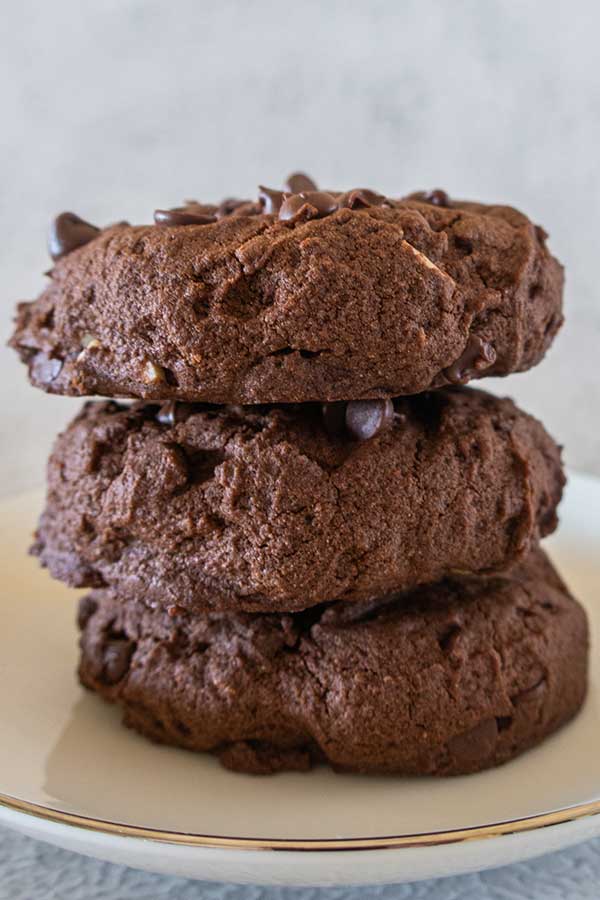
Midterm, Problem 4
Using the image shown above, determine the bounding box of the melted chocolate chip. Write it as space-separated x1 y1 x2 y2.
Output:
345 399 394 441
285 172 318 193
279 191 338 223
444 335 497 385
48 212 100 261
424 189 450 207
338 188 388 209
154 208 216 227
321 401 347 437
258 186 285 215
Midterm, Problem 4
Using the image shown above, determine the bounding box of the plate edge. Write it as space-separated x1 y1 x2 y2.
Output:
1 792 600 852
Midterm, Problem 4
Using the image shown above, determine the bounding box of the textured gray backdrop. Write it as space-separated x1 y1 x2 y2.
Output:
1 0 599 492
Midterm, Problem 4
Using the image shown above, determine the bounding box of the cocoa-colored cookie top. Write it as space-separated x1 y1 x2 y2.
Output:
10 175 563 403
78 549 589 776
34 387 564 613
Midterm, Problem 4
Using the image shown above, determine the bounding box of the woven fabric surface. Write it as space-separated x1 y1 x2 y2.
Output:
1 828 600 899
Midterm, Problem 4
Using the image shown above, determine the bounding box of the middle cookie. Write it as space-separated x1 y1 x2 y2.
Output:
34 386 563 614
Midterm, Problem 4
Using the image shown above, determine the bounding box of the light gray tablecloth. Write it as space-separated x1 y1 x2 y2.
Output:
1 828 599 899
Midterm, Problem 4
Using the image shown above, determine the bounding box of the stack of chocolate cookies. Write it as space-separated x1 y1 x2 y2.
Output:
10 174 589 776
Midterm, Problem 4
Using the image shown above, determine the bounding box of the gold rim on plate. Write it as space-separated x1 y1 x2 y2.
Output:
1 792 600 851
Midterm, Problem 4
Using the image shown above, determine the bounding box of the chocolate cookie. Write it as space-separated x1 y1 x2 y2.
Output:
34 387 564 613
77 549 588 775
10 178 563 403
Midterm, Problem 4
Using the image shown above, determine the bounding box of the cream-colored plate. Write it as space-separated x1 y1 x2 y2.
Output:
0 473 599 886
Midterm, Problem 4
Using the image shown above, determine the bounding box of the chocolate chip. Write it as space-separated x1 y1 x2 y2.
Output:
279 191 338 223
216 198 249 218
258 186 285 215
496 716 513 732
277 194 310 222
182 200 218 215
321 401 347 437
444 335 497 385
338 188 388 209
77 595 98 631
154 208 216 226
345 399 394 441
156 400 192 426
103 637 135 685
424 189 450 207
285 172 318 193
157 401 177 426
48 212 100 261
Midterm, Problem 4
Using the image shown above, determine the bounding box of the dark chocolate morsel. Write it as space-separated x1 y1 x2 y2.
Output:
298 191 338 216
285 172 318 193
48 212 100 261
157 401 177 426
156 400 193 426
182 200 218 214
321 401 347 437
154 208 216 227
278 194 309 222
279 191 338 223
345 399 394 441
338 188 388 209
258 186 285 215
216 198 250 218
424 189 451 207
103 637 135 685
444 335 497 385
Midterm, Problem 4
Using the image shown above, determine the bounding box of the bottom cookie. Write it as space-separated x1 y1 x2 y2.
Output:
78 549 588 776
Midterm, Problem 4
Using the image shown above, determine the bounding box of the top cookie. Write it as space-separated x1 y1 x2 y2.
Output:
10 175 563 403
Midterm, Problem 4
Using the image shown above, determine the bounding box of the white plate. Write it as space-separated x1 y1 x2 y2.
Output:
0 473 599 886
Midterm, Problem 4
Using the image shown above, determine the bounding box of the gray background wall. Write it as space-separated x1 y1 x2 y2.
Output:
1 0 599 493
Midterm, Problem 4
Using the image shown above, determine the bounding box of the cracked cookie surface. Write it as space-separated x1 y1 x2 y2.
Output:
34 387 564 613
77 549 588 775
10 195 563 403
